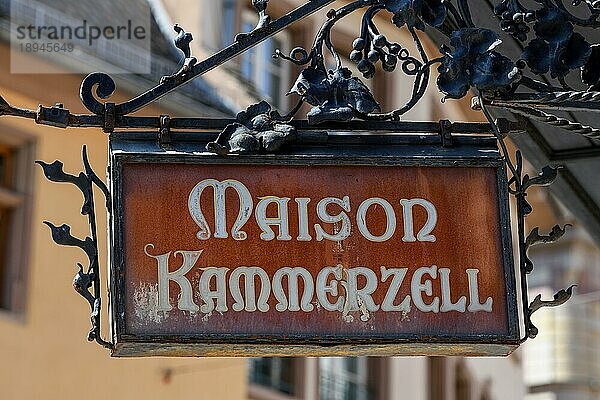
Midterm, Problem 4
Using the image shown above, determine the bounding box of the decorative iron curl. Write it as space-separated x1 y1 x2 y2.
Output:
236 0 272 40
527 285 577 339
79 73 116 115
523 224 571 274
274 47 312 65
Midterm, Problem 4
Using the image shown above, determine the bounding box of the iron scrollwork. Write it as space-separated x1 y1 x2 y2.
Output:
1 0 599 135
160 24 197 85
480 100 576 340
210 0 600 152
527 285 577 337
36 147 113 349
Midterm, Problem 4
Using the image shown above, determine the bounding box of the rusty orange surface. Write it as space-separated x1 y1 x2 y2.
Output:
121 163 512 338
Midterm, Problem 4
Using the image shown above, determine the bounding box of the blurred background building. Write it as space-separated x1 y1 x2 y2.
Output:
0 0 596 399
523 188 600 400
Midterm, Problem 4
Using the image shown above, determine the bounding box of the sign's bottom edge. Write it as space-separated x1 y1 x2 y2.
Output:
111 342 520 358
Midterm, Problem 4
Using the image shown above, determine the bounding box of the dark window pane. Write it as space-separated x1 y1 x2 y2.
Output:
221 0 236 46
250 358 295 395
345 358 358 373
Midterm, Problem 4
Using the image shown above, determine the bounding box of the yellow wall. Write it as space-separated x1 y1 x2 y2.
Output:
0 43 248 400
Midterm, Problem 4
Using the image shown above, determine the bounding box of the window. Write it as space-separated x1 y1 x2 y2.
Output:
250 357 296 396
240 10 290 109
221 0 237 47
320 358 372 400
0 130 34 316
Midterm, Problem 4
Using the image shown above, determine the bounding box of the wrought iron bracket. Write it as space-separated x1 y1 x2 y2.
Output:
36 146 113 349
481 99 576 341
2 0 600 136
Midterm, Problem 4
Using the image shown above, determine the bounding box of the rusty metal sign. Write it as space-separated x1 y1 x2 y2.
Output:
108 134 519 357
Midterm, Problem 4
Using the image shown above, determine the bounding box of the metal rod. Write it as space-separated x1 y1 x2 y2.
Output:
113 118 507 134
488 99 600 113
110 130 499 147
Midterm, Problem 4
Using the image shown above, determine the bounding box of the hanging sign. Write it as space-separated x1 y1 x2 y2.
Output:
108 135 519 357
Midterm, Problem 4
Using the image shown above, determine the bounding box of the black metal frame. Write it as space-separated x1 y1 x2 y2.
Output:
0 0 586 351
109 133 519 357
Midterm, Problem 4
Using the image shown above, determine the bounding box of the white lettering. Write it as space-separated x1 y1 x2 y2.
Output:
380 267 411 312
356 198 396 242
439 268 467 312
295 198 312 241
188 179 253 240
273 267 314 312
346 267 380 313
314 196 352 242
255 196 293 241
400 198 438 242
198 267 229 314
144 244 200 312
411 265 440 313
229 267 271 312
466 269 493 312
316 265 344 311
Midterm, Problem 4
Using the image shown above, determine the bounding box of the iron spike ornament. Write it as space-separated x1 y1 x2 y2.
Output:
160 25 197 85
236 0 272 40
0 0 588 353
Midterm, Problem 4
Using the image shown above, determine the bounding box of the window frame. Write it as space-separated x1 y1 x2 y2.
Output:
0 126 35 320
